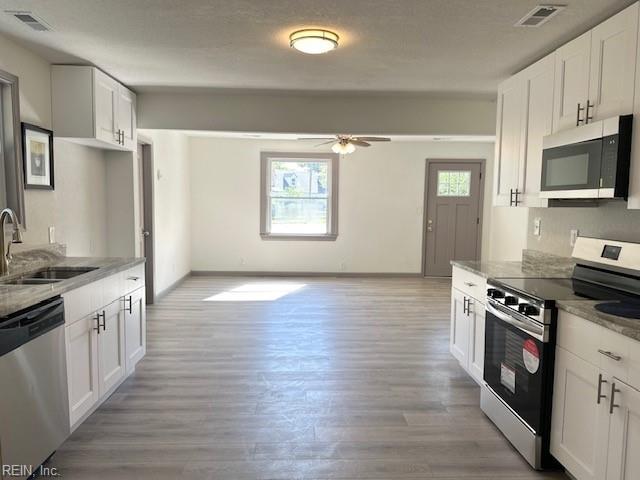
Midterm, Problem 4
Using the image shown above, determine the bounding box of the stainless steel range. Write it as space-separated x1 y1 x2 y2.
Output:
481 237 640 470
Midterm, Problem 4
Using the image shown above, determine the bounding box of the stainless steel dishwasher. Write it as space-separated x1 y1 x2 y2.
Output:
0 297 69 479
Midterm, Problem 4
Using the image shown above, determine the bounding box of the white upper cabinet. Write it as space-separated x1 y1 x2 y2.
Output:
493 53 554 207
553 31 592 132
52 65 137 152
553 3 639 133
588 3 639 122
494 74 524 206
519 54 555 208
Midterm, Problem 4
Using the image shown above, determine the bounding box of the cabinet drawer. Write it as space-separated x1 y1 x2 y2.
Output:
122 264 145 294
102 272 122 306
557 310 603 366
63 280 103 325
452 267 486 303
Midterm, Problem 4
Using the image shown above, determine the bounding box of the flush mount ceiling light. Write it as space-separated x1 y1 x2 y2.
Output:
289 29 339 54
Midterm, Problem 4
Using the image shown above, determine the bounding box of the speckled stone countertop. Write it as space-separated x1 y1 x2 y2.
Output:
0 253 144 317
451 249 576 279
557 300 640 342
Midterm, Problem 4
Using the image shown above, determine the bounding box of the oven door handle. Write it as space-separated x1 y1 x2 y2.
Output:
486 302 545 342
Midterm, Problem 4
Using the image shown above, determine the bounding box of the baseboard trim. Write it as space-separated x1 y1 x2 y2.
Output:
154 272 191 301
190 271 423 278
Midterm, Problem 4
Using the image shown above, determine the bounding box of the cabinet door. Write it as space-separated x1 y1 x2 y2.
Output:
93 69 119 146
588 3 639 122
553 31 592 133
519 54 555 207
65 315 100 427
607 379 640 480
551 346 609 480
450 288 470 368
98 300 126 396
494 74 523 206
124 287 146 373
467 300 485 384
118 85 137 151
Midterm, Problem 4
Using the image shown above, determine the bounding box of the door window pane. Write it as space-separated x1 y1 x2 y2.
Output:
437 170 471 197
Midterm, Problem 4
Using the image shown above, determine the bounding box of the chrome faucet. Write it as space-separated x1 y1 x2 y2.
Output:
0 208 23 276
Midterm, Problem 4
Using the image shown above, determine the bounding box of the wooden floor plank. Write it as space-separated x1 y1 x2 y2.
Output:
51 276 567 479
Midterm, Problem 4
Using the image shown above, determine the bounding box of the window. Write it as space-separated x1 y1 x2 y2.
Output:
260 152 338 240
437 170 471 197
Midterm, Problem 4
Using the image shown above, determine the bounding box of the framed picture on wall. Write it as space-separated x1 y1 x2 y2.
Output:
22 122 54 190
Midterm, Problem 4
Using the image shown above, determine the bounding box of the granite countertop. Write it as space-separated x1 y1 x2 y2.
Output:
0 256 144 317
557 300 640 342
451 258 575 280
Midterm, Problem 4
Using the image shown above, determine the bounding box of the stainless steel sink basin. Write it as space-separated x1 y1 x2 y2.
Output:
26 266 98 280
2 266 98 285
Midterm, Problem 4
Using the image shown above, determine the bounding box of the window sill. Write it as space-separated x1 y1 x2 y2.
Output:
260 233 338 241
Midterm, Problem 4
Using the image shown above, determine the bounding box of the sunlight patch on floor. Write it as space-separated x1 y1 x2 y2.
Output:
203 282 306 302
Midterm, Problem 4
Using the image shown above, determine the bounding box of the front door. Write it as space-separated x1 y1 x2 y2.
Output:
424 161 482 276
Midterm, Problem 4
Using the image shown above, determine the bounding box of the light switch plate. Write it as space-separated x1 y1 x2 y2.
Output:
570 229 579 247
533 218 541 236
48 226 55 244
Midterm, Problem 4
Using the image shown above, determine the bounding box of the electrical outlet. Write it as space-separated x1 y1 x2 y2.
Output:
570 229 579 247
48 226 55 244
340 262 347 271
533 218 541 237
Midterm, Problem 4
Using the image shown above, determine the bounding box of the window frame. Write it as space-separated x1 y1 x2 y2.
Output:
260 152 339 241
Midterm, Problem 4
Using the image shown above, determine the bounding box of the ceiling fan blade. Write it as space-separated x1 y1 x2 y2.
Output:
350 140 371 147
315 140 336 147
298 137 336 141
354 136 391 142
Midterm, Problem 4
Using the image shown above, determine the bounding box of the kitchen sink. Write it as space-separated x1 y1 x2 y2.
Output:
1 266 98 285
26 266 98 280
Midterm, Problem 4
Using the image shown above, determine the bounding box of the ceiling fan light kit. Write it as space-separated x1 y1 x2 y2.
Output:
332 141 356 155
298 135 391 155
289 29 339 54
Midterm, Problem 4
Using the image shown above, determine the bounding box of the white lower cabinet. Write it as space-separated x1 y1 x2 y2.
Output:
124 287 146 373
63 266 146 429
65 314 100 426
552 322 640 480
97 300 126 396
450 268 486 384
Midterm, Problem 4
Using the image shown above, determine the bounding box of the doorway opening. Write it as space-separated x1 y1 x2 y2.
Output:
422 159 485 276
137 137 155 304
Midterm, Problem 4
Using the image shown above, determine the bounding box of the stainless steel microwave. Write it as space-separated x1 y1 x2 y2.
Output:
540 115 633 199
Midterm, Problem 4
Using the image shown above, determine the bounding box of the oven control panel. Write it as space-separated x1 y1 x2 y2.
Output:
486 284 550 325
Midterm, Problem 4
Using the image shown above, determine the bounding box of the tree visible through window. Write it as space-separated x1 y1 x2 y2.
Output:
261 153 339 239
437 170 471 197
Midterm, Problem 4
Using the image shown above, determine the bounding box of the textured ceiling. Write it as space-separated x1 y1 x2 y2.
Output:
0 0 635 94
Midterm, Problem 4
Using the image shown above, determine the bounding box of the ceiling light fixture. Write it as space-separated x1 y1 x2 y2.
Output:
332 141 355 155
290 29 339 54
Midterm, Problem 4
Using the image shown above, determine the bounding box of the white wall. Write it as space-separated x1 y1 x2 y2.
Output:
140 130 191 295
189 137 497 273
0 33 110 256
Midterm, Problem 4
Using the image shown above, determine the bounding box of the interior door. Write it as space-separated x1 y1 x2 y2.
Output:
588 2 639 122
424 161 482 276
607 378 640 480
553 31 592 133
136 143 146 258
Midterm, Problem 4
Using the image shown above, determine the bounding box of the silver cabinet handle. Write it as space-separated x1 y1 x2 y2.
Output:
128 276 140 281
598 349 622 362
99 311 106 331
125 296 133 314
93 313 101 334
466 299 473 316
597 373 608 404
576 102 585 126
585 100 594 124
463 297 468 315
609 382 621 414
464 282 476 287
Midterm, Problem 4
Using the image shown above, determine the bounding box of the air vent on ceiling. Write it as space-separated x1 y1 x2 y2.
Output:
515 5 565 27
5 11 51 31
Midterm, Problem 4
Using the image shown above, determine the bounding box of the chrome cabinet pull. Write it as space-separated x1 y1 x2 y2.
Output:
464 281 476 287
585 100 594 124
576 103 585 126
597 374 608 404
598 349 622 362
99 311 106 331
609 382 621 414
93 313 101 334
462 297 468 315
126 296 133 314
466 299 473 316
128 276 140 281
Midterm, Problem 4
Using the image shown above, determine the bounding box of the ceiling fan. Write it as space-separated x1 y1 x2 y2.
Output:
298 134 391 154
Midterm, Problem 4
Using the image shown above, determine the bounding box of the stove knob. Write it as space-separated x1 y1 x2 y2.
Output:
487 288 505 299
504 296 518 306
518 304 539 316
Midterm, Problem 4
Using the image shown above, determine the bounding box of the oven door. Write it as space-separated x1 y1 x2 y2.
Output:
540 139 603 198
483 301 551 434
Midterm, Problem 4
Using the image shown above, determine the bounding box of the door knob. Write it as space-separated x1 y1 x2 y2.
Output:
427 220 433 232
142 230 150 237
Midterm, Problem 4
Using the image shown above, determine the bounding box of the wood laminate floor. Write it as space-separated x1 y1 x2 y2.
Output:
51 276 568 479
